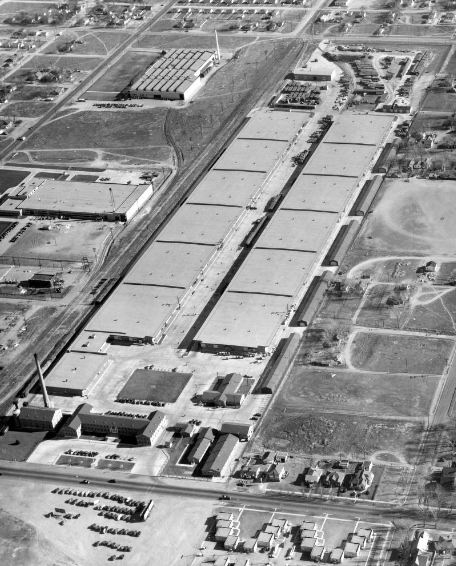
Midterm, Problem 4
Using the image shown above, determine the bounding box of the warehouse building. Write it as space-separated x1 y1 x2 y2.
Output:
129 48 216 101
220 422 253 441
324 220 360 266
60 403 167 446
293 55 338 82
201 372 246 407
201 433 238 477
45 352 111 397
350 176 384 216
188 427 215 464
0 179 153 222
19 405 63 430
294 271 333 327
194 114 394 354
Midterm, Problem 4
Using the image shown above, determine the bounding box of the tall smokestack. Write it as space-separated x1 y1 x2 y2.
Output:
215 30 221 61
34 353 52 408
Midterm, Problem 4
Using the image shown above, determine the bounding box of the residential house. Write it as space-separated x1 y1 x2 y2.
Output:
257 532 274 550
349 534 366 549
349 466 374 491
271 518 291 536
343 542 360 558
243 538 258 553
225 535 239 550
434 536 456 555
264 525 281 538
301 538 317 552
330 548 345 563
215 527 231 542
358 529 374 543
305 467 323 485
311 545 325 562
275 451 289 463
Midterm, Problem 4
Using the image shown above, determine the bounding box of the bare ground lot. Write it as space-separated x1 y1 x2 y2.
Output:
134 32 263 52
0 477 214 566
342 178 456 262
0 1 55 14
0 168 30 191
6 220 113 263
117 369 192 402
349 332 454 375
276 366 438 418
253 411 423 463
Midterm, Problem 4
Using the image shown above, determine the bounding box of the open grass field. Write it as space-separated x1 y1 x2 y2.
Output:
45 30 131 56
0 1 55 14
0 169 30 192
390 24 454 36
404 286 456 335
9 85 64 102
236 509 272 539
0 220 14 236
347 178 456 258
135 32 266 53
21 107 169 168
3 101 52 118
96 459 135 471
84 51 158 97
253 409 423 463
276 366 438 418
422 90 456 112
22 54 104 71
117 369 192 402
0 429 48 461
55 454 95 467
349 331 454 375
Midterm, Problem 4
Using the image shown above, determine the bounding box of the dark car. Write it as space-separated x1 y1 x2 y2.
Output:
219 495 231 500
108 479 117 484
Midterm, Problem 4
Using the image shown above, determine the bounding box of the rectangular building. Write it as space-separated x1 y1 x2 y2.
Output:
19 406 63 430
201 433 238 477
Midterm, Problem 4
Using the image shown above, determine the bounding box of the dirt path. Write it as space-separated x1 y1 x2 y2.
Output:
347 254 456 279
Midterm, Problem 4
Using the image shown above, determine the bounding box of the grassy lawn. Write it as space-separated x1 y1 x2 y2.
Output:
238 510 273 539
45 30 130 56
0 429 49 461
3 101 52 118
0 1 55 13
423 90 456 112
23 54 104 71
85 51 158 95
23 108 168 150
118 369 192 403
136 32 266 52
280 366 438 418
350 332 454 375
0 169 30 192
405 287 456 335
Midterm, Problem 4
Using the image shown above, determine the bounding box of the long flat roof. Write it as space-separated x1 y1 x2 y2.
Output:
124 242 216 288
86 283 182 337
195 292 291 350
228 249 316 298
186 170 266 208
281 174 358 213
303 143 377 178
156 204 241 246
17 180 150 215
255 209 338 253
238 110 306 142
325 114 393 145
46 352 109 391
214 139 287 173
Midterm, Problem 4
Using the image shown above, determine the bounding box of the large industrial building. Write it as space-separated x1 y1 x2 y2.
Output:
42 109 307 398
129 48 216 101
194 113 394 354
60 403 167 446
0 179 153 222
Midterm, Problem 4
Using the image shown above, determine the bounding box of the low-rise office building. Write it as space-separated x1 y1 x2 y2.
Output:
19 406 63 430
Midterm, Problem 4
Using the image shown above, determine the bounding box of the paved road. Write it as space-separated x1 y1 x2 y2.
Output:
0 460 398 523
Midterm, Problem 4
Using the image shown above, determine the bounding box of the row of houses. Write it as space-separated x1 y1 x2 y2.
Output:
216 515 292 553
304 461 374 491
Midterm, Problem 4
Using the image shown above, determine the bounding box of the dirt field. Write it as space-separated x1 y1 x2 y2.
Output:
347 178 456 258
422 90 456 112
6 220 113 263
349 331 454 375
0 1 55 14
254 410 423 463
9 85 64 102
0 477 215 566
275 366 438 418
85 51 158 98
0 429 48 461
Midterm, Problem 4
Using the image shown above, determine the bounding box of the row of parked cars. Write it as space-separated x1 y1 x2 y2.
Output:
9 222 32 244
116 398 165 407
90 524 141 537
